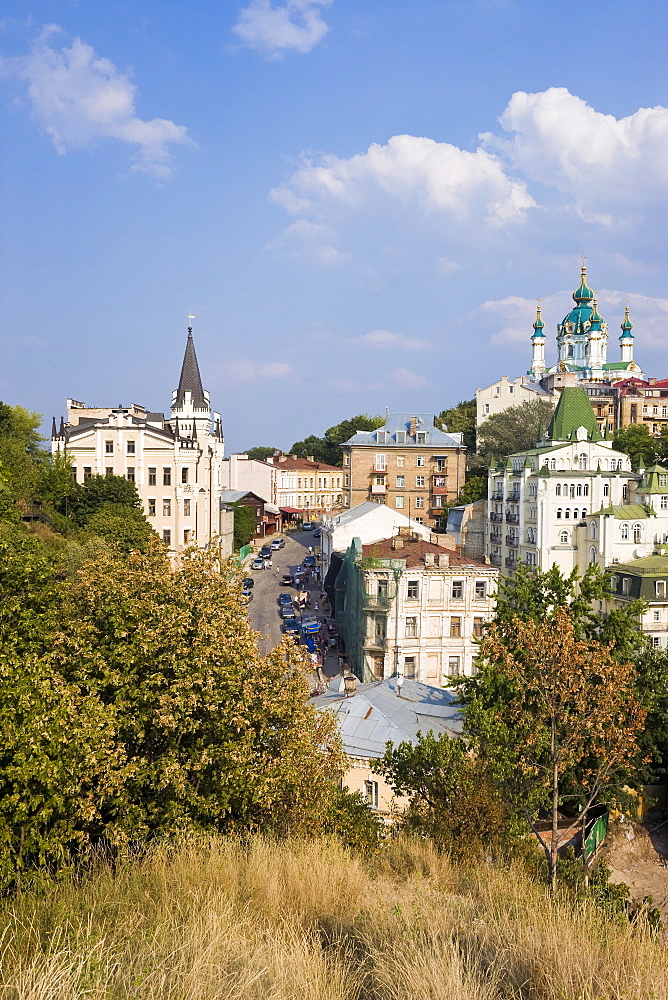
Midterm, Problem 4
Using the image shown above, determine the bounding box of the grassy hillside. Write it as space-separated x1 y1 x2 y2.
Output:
0 836 666 1000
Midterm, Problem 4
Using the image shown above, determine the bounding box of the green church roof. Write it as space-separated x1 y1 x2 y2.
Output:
603 362 634 370
546 386 602 442
596 503 651 519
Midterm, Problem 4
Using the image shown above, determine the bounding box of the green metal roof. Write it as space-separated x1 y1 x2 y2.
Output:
546 386 602 442
614 555 668 576
603 362 634 370
636 464 668 494
596 503 651 519
611 556 668 603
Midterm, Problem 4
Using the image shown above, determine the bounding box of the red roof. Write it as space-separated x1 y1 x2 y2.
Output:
269 453 341 472
361 537 491 570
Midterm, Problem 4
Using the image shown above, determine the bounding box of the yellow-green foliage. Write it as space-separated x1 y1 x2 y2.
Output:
0 835 666 1000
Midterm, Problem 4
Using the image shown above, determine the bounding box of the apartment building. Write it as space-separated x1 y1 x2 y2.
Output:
608 555 668 650
265 453 344 516
340 413 466 529
334 533 498 683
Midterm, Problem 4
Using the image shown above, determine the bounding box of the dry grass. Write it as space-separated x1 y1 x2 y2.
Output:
0 836 666 999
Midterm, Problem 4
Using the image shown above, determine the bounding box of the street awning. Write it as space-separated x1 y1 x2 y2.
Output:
279 507 302 514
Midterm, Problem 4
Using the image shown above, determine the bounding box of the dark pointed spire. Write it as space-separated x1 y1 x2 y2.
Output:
51 416 57 438
175 323 206 409
175 416 180 438
58 417 65 437
191 419 198 440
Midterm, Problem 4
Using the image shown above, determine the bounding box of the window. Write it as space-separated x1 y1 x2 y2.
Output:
560 530 569 544
436 458 446 472
473 617 484 637
556 508 562 519
364 780 379 808
579 453 587 470
583 484 589 496
396 431 405 444
396 455 405 467
448 656 461 676
633 523 642 543
484 403 490 414
576 484 582 496
105 467 113 477
450 617 462 638
127 440 135 454
656 581 667 598
71 468 77 483
344 474 349 487
182 467 189 484
555 484 561 496
590 547 597 565
433 496 444 508
620 523 629 540
653 637 662 649
395 497 405 509
377 431 386 444
375 453 387 471
148 499 156 516
343 453 349 466
416 432 426 444
163 468 171 486
661 497 668 509
105 440 113 454
407 580 419 599
590 521 597 539
414 517 424 524
126 467 135 482
660 475 668 487
148 467 157 486
184 530 191 545
415 497 424 508
416 456 425 467
622 577 630 595
415 475 425 487
452 580 463 599
375 475 385 486
83 466 92 480
396 475 405 488
509 385 514 394
163 529 171 546
183 499 191 516
569 485 575 498
564 508 570 519
610 575 618 591
603 484 609 497
475 581 486 600
405 616 418 638
654 610 661 622
163 499 171 516
549 459 556 470
403 655 416 678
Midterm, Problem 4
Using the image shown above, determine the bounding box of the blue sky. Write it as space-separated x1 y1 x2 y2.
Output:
1 1 667 453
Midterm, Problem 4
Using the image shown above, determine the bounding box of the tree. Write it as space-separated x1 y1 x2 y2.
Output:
244 447 277 462
63 474 143 526
612 424 661 469
436 399 476 451
477 398 555 460
85 503 156 553
476 608 646 892
290 414 384 467
232 502 255 549
379 731 508 858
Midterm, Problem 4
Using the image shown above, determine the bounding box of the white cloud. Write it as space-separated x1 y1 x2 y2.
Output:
483 87 668 209
390 366 429 389
4 26 191 178
266 218 349 265
359 328 430 351
271 133 535 228
225 358 294 381
232 0 333 57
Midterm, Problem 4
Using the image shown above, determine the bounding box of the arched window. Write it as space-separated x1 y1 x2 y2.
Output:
583 484 589 497
556 508 562 520
555 484 561 496
576 484 582 496
603 484 609 497
590 546 597 565
567 344 574 358
579 453 587 470
590 521 597 539
569 484 576 498
572 509 579 521
549 458 556 470
633 523 642 543
620 523 629 540
560 530 569 544
564 509 570 519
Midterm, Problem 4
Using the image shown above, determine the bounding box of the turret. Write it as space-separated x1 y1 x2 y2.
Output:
530 302 546 376
619 305 634 364
586 297 608 374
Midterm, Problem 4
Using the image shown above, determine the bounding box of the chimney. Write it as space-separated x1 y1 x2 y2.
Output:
307 455 314 462
398 526 411 537
423 552 435 567
279 455 287 463
343 674 357 697
393 536 404 550
437 552 450 568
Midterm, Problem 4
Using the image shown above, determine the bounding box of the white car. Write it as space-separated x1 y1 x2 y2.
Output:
251 558 265 570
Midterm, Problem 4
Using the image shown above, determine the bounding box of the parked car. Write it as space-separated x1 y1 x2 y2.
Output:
251 558 265 570
270 537 285 550
280 574 294 586
278 593 293 605
280 607 296 620
303 555 316 568
259 546 272 560
282 620 299 634
240 589 253 604
312 529 321 539
302 522 314 531
242 577 254 589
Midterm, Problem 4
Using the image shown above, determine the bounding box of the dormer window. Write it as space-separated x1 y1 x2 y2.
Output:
377 431 387 444
416 432 426 444
396 431 405 444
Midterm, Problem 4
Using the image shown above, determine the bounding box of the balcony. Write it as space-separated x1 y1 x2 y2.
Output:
489 530 502 543
505 512 520 524
362 593 391 612
505 535 519 548
492 491 504 501
363 635 386 650
490 511 503 523
508 491 521 502
490 553 502 566
431 475 448 494
505 557 517 568
370 483 386 495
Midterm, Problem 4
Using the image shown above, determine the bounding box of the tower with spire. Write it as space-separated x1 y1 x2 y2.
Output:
170 319 218 442
530 302 546 376
619 305 634 365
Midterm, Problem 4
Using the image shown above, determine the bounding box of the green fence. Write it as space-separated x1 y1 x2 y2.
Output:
234 543 252 566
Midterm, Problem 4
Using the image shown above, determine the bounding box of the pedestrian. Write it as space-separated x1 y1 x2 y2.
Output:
308 546 313 555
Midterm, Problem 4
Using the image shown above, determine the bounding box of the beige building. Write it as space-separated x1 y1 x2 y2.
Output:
52 326 228 559
340 413 466 529
265 453 344 516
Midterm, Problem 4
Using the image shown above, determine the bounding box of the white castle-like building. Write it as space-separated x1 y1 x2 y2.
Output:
52 324 228 557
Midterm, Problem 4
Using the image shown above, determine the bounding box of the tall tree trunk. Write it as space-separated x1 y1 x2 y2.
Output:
550 725 559 893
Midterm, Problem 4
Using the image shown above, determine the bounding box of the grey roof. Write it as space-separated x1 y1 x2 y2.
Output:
175 330 206 408
325 500 425 531
218 489 263 504
343 412 463 447
313 676 462 759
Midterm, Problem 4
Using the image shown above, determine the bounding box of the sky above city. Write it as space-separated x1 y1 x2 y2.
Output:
1 1 668 453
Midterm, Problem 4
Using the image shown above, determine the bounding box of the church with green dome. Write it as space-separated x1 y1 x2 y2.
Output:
529 264 644 381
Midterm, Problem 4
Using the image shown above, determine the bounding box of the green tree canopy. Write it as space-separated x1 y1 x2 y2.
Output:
477 398 555 461
436 399 476 451
244 446 278 462
0 403 73 513
85 503 157 553
232 502 255 549
63 474 143 526
612 423 663 468
290 414 384 466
